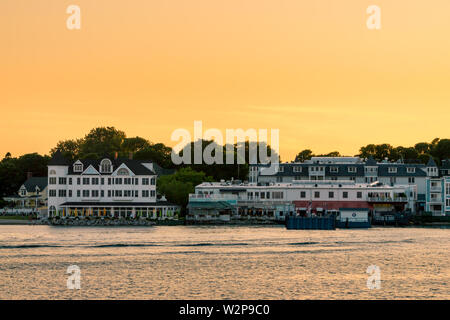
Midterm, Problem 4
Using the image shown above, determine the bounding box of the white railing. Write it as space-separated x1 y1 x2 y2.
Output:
189 194 238 201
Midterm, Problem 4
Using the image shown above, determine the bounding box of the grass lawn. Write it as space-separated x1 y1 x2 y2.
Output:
0 215 32 220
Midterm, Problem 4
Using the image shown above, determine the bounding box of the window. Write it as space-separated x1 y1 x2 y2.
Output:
151 178 156 185
446 183 450 194
49 206 56 216
151 190 155 197
407 167 416 173
300 191 306 198
100 159 112 173
115 190 122 197
82 177 90 185
77 177 81 185
124 190 132 197
49 170 56 175
330 167 339 173
276 176 282 182
82 190 89 197
108 178 112 185
92 178 99 185
101 190 104 197
77 190 80 197
68 190 72 197
74 163 83 172
49 177 57 185
293 166 302 173
388 167 397 173
49 190 56 197
92 190 99 197
101 178 104 185
108 190 112 197
348 167 357 173
279 166 284 173
115 178 122 185
446 198 450 207
272 191 284 199
59 177 67 185
135 178 139 185
58 190 67 197
314 191 320 198
408 177 415 184
142 178 149 185
124 178 132 185
266 192 270 199
68 178 72 185
135 190 139 197
343 191 348 199
142 190 150 197
117 168 129 176
357 191 362 199
329 191 334 199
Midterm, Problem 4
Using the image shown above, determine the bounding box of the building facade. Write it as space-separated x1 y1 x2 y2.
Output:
2 177 48 214
47 151 179 219
249 156 442 213
188 180 416 222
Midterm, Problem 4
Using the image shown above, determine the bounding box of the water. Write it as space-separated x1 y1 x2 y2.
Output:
0 225 448 299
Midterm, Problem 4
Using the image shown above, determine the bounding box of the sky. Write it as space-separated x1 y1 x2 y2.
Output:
1 0 449 161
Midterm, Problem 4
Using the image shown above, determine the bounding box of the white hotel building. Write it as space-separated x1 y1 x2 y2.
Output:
47 151 179 219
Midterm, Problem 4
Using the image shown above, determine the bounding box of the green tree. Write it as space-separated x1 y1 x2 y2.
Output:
134 143 174 168
120 137 151 155
50 139 81 161
79 127 126 158
157 167 213 210
295 149 313 162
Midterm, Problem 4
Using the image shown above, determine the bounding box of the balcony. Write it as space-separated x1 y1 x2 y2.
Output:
367 197 408 203
430 186 442 192
189 194 238 201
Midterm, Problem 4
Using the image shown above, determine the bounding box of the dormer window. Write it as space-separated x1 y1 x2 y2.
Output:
388 167 397 173
407 167 416 173
100 159 113 173
73 161 83 172
117 168 129 176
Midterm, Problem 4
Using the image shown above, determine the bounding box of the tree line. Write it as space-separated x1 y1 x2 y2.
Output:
1 126 449 210
295 138 450 164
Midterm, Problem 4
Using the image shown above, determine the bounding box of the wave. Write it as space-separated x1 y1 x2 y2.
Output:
288 242 319 246
0 242 250 249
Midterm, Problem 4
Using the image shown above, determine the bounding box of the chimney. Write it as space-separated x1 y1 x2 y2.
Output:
27 172 33 180
129 152 133 160
114 152 118 160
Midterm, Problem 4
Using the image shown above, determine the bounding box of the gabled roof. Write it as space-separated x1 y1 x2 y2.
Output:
48 150 70 166
22 177 48 192
427 157 437 167
152 163 176 176
441 159 450 169
66 158 156 176
365 156 377 166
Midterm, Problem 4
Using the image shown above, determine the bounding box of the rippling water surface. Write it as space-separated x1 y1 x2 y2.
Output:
0 225 448 299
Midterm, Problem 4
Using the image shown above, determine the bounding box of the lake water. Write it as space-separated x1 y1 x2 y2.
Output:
0 225 448 299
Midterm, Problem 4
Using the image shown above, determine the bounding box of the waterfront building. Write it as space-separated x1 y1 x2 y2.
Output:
187 179 416 223
249 156 439 212
425 159 450 216
2 176 48 215
47 151 180 219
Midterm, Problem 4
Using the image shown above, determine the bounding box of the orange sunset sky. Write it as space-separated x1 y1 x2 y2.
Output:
1 0 449 161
